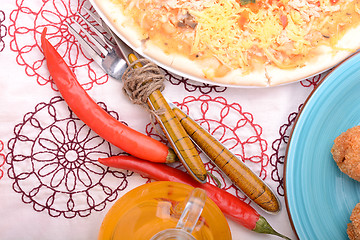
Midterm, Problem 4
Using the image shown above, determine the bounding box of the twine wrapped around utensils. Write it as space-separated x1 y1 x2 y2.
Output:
122 57 208 183
122 58 165 109
122 58 167 137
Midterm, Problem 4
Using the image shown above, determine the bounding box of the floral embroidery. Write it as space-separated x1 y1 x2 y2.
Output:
300 72 323 88
270 104 302 196
0 10 6 52
0 140 5 180
8 0 109 90
166 95 269 202
6 96 131 218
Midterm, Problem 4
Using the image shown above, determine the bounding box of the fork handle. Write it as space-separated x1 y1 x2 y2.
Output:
128 54 207 183
172 107 281 213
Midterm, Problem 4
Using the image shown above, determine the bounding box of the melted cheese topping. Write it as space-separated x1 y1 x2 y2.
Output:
116 0 360 78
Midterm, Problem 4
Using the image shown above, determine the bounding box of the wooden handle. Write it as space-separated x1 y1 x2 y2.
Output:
173 107 281 213
128 54 207 183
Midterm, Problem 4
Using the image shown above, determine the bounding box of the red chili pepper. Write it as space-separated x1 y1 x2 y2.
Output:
98 155 291 239
40 28 176 163
330 0 339 4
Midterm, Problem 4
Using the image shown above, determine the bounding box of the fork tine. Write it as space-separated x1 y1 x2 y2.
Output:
66 22 104 67
83 8 102 27
77 11 114 50
69 16 108 56
82 9 115 46
102 23 132 66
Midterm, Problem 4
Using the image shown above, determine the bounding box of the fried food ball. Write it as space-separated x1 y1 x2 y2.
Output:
348 203 360 240
331 126 360 181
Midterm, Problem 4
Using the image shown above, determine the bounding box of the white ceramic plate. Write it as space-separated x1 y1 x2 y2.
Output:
89 0 360 88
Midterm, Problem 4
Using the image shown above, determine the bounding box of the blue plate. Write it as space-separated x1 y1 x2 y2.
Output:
285 52 360 239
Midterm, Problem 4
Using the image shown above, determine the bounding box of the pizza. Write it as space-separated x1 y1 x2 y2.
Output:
91 0 360 87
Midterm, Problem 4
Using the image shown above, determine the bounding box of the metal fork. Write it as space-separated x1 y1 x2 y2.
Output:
66 9 128 80
66 9 210 184
65 10 282 210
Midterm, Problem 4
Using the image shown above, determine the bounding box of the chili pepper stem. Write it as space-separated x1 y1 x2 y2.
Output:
254 216 292 240
98 155 288 238
206 171 221 188
166 149 178 163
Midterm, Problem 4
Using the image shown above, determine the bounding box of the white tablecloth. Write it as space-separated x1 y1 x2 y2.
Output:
0 0 329 239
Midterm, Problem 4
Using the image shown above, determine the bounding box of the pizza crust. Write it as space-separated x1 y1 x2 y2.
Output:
90 0 142 49
143 41 270 87
337 26 360 50
90 0 269 87
266 23 360 86
90 0 360 87
266 46 351 86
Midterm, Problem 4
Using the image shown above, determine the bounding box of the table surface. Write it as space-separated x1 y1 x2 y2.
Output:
0 1 333 240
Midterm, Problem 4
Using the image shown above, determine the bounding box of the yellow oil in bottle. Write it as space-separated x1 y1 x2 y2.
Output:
98 181 231 240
